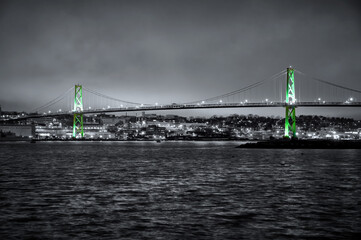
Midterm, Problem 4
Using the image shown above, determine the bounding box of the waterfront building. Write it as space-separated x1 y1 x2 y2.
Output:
0 124 35 138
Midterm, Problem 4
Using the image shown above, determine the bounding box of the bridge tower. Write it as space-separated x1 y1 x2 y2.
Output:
285 67 296 138
73 85 84 138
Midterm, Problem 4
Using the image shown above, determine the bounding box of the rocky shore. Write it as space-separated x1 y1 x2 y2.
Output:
237 139 361 149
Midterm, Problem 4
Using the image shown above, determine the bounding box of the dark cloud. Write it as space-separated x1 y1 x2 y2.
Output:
0 0 360 117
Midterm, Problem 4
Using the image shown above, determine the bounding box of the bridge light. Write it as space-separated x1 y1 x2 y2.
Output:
318 98 321 101
107 105 110 108
201 101 205 104
219 100 223 103
350 97 353 101
88 107 91 109
48 111 51 113
245 99 248 103
265 99 268 102
155 102 158 106
59 109 62 112
120 104 123 107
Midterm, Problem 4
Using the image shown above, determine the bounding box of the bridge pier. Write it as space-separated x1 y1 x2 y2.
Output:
73 85 84 138
285 67 297 138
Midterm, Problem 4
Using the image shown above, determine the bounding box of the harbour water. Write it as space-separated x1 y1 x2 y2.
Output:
0 141 360 239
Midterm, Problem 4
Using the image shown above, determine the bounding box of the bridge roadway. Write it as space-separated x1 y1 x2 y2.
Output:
2 101 361 121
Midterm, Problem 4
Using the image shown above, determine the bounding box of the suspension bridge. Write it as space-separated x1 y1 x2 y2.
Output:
2 67 361 139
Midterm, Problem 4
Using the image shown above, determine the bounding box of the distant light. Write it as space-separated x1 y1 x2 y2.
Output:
120 104 123 107
350 97 353 101
219 100 223 103
201 101 205 104
318 98 321 101
155 103 158 106
107 106 110 108
48 111 51 113
265 99 268 102
245 99 248 103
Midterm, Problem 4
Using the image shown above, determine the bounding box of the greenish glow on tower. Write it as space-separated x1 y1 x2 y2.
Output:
285 68 296 138
73 85 84 138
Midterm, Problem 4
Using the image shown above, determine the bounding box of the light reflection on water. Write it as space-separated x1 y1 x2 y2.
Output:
0 141 360 239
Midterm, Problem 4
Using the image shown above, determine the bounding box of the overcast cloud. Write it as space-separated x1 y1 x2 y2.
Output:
0 0 360 117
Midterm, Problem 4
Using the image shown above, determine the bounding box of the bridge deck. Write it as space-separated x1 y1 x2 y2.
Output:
2 102 361 121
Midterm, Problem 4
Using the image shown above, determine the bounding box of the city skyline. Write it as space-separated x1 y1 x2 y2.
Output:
0 0 361 118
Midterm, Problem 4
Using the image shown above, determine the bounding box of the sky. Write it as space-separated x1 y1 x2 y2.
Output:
0 0 361 118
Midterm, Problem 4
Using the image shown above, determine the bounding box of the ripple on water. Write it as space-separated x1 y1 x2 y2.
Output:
0 142 360 239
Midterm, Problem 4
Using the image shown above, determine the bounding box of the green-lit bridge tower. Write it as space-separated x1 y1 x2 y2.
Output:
285 67 296 138
73 85 84 138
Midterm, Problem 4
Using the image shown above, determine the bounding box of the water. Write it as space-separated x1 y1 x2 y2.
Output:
0 141 360 239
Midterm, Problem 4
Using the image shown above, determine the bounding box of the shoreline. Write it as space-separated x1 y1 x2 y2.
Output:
2 138 361 149
0 138 254 142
